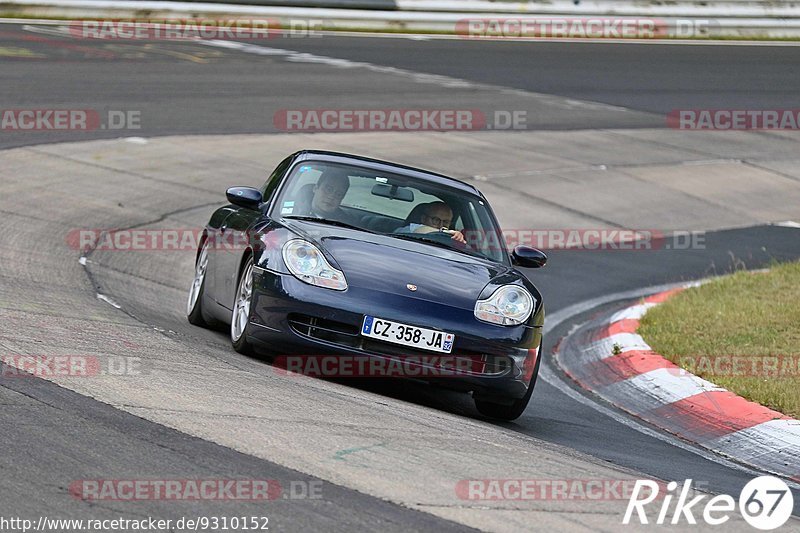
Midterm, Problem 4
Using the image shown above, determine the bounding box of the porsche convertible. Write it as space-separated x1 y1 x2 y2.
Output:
186 150 546 420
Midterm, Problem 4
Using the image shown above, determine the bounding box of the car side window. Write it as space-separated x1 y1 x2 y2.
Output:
453 209 466 231
261 156 293 205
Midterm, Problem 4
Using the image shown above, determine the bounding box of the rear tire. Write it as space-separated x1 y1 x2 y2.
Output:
474 342 542 421
231 256 256 354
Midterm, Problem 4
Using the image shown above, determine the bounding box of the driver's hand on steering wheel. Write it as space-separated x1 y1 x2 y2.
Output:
414 225 467 245
442 229 466 244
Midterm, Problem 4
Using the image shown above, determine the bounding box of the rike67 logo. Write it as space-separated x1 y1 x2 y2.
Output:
624 476 794 530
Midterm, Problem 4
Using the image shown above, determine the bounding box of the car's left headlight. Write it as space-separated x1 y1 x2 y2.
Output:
282 239 347 291
474 285 534 326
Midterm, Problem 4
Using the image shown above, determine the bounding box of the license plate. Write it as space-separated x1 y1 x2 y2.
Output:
361 316 455 354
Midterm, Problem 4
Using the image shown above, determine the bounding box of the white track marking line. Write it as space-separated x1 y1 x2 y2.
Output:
777 220 800 228
96 293 122 309
19 23 72 37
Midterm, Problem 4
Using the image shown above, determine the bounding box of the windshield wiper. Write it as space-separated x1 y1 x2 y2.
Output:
283 215 375 234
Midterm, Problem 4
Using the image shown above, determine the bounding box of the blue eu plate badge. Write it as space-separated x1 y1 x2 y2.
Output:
362 316 374 335
443 334 454 352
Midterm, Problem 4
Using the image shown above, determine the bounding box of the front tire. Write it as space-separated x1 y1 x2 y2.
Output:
474 342 542 421
231 256 255 354
187 239 212 327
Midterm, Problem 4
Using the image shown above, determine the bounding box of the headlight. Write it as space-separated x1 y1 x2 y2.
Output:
474 285 534 326
282 240 347 291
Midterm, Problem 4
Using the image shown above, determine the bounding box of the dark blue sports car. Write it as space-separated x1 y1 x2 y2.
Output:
187 150 546 420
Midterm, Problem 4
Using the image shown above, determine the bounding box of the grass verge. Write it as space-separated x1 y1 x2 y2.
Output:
638 261 800 418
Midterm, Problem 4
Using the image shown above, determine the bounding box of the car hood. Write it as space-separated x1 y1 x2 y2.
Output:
282 220 514 309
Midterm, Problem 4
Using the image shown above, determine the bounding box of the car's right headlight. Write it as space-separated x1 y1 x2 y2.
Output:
474 285 534 326
281 239 347 291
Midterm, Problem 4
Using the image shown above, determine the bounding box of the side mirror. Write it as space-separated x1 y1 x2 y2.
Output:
226 187 263 211
512 246 547 268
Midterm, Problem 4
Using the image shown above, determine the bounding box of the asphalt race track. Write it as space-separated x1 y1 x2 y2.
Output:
3 23 800 147
1 21 800 531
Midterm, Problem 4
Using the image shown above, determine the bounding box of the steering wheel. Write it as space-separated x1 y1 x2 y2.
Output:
432 230 469 250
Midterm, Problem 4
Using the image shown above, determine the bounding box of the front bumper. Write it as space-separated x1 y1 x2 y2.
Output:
247 267 543 400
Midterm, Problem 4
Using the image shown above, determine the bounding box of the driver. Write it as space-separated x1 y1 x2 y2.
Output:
395 201 466 244
308 169 352 222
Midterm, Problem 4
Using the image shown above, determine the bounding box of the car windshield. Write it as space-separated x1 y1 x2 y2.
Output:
271 160 508 263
